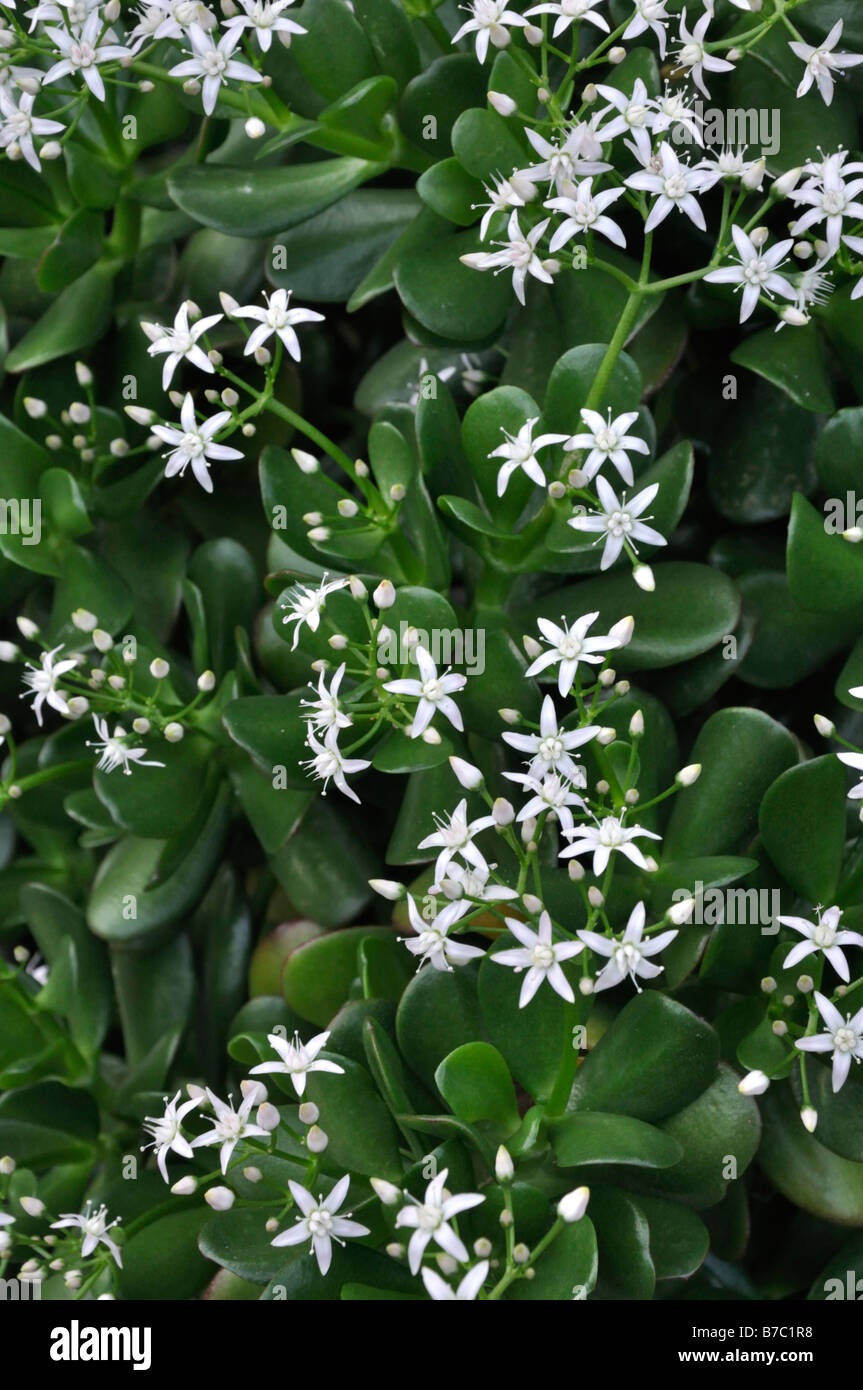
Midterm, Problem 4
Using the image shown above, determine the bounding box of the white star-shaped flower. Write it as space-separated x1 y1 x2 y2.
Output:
565 407 650 486
704 226 798 321
524 0 608 39
169 21 262 116
402 894 484 972
626 140 710 234
20 645 77 725
0 88 63 172
559 814 661 875
838 749 863 798
142 1091 201 1183
791 162 863 254
417 798 496 882
233 288 324 361
86 715 166 776
300 662 352 732
524 612 620 696
250 1029 345 1097
281 575 349 649
271 1176 369 1274
503 694 598 779
43 12 131 102
594 79 655 163
191 1088 271 1174
151 392 243 493
519 122 611 192
475 171 536 241
383 646 466 739
674 2 735 98
789 19 863 106
142 300 223 390
623 0 671 58
451 0 528 63
435 860 520 903
779 905 863 984
422 1259 489 1300
546 177 627 253
579 901 677 993
461 210 553 306
224 0 307 52
568 476 666 569
489 416 569 496
503 770 586 836
395 1169 485 1272
492 910 583 1007
51 1203 123 1266
796 991 863 1092
302 726 370 803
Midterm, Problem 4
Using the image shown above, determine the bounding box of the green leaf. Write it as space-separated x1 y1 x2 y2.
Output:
35 208 104 294
111 934 195 1069
94 735 212 839
269 797 378 927
787 491 863 615
647 1064 761 1206
461 384 542 524
506 1218 598 1301
396 960 487 1092
665 708 797 858
815 406 863 498
20 884 111 1059
551 1112 683 1170
5 261 116 373
282 927 401 1026
86 780 232 946
567 993 719 1123
632 1195 709 1281
264 1241 419 1300
188 538 259 677
269 189 421 302
451 107 527 184
759 756 846 902
352 0 420 86
417 158 482 226
707 379 819 523
119 1208 212 1300
730 323 834 414
168 157 386 237
306 1053 404 1179
290 0 379 102
223 694 310 786
435 1042 520 1134
588 1187 655 1299
737 569 859 687
478 934 573 1103
394 227 512 343
399 56 487 157
759 1084 863 1224
0 1082 99 1165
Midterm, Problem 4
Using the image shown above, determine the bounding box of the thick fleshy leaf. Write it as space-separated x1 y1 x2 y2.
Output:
552 1112 682 1170
396 960 487 1092
665 708 797 859
759 756 846 903
435 1042 520 1134
567 993 719 1123
647 1064 761 1206
787 492 863 615
305 1052 404 1180
506 1218 598 1301
730 323 834 414
169 158 386 238
282 927 401 1026
759 1085 863 1225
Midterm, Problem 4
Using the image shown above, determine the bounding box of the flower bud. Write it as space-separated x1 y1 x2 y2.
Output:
204 1186 235 1211
737 1070 769 1097
24 397 47 419
240 1079 267 1106
588 886 604 908
522 893 543 915
813 714 834 737
19 1196 44 1217
633 563 655 592
524 23 542 43
557 1185 590 1223
523 634 543 659
373 579 396 609
675 763 702 786
0 1156 15 1175
66 696 90 717
349 575 367 601
256 1101 280 1131
773 166 801 197
668 895 695 925
292 448 318 474
494 1145 514 1183
608 45 626 62
492 797 515 826
800 1107 818 1133
498 708 520 724
171 1176 198 1196
628 710 644 738
488 90 517 116
371 1178 401 1206
298 1102 319 1125
17 617 39 640
149 657 170 679
245 117 266 139
368 879 406 902
306 1125 328 1153
338 498 359 518
125 404 156 426
608 615 634 647
164 722 184 743
132 717 150 735
449 756 483 789
742 158 766 190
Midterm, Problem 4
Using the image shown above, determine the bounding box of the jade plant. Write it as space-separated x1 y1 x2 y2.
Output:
1 0 863 1304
